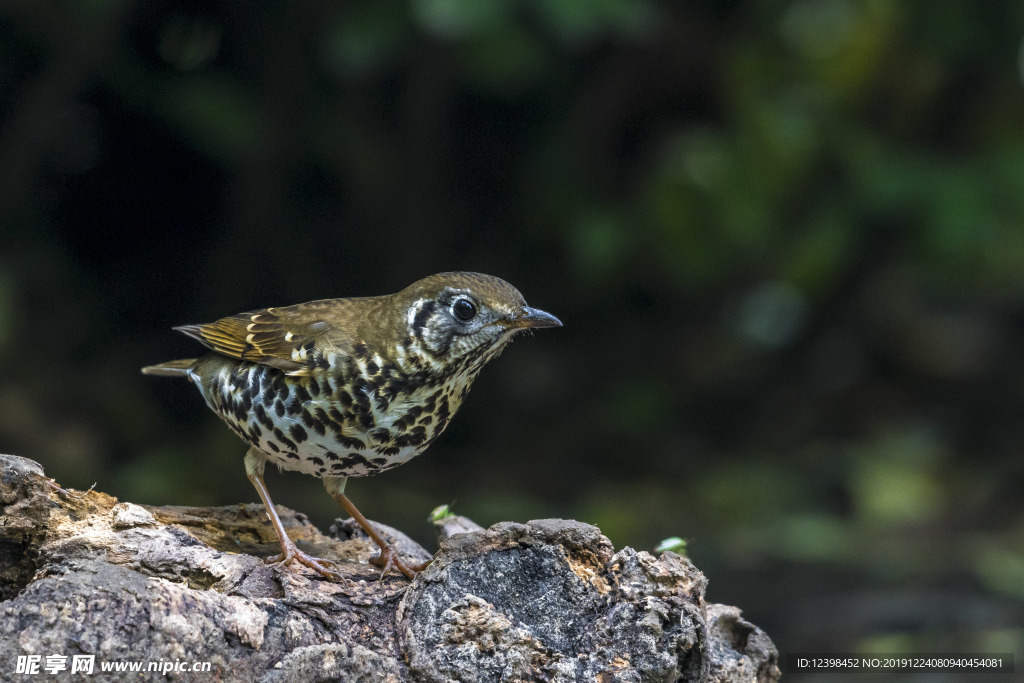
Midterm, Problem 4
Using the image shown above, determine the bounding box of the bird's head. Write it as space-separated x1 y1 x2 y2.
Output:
394 272 561 372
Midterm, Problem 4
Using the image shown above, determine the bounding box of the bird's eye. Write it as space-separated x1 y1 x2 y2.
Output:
452 298 477 322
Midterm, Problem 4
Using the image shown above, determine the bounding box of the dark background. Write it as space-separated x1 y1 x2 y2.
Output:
3 0 1023 671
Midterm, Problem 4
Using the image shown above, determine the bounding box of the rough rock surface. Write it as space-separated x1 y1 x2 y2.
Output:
0 454 780 681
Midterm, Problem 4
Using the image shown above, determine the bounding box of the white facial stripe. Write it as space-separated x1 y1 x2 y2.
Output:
407 298 427 330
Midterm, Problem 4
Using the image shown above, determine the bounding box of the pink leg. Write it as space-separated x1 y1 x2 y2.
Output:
329 491 431 580
247 471 346 582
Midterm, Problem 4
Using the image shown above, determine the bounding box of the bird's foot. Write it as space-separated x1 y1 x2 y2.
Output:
369 545 432 580
267 539 346 583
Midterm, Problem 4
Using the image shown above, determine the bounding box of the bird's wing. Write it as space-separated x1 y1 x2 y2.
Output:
175 307 333 374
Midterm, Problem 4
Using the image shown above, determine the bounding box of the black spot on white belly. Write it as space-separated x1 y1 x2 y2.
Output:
336 435 365 450
255 404 274 429
273 428 297 451
339 452 373 470
301 409 326 436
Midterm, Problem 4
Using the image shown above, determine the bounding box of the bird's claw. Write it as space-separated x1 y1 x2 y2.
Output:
267 539 346 583
369 546 431 580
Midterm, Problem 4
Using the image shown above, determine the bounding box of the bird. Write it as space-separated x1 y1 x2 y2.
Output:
142 272 561 580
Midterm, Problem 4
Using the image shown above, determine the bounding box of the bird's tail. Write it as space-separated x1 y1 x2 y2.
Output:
141 359 197 377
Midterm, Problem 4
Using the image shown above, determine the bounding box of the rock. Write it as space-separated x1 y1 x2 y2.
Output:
399 521 710 682
705 605 781 682
431 513 485 542
0 454 780 681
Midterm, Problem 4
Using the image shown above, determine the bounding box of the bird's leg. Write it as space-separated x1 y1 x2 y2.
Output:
244 449 344 582
323 476 431 580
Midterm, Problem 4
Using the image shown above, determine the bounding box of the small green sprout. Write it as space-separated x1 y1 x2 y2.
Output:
429 504 456 522
655 536 688 556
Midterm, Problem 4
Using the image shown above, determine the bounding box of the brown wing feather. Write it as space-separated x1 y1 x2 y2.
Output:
175 307 331 373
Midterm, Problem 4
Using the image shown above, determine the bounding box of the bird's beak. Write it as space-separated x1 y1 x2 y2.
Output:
504 306 563 329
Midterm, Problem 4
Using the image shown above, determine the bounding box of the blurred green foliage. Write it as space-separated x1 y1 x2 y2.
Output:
2 0 1024 662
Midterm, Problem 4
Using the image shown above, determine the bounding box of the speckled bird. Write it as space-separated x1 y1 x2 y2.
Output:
143 272 561 580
